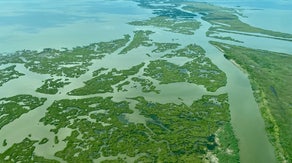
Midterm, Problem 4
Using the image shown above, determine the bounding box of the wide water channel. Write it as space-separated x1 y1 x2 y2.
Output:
194 18 276 162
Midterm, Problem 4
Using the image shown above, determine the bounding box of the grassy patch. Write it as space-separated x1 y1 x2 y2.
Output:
152 42 181 53
129 16 200 35
38 93 238 162
68 63 145 95
0 95 46 130
9 35 130 78
36 78 70 95
0 137 58 162
215 122 240 162
163 44 205 58
144 44 226 92
119 31 154 54
131 77 160 94
0 65 24 87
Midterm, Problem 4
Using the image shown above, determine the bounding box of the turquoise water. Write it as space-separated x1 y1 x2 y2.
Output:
193 0 292 42
240 9 292 34
1 0 291 53
194 0 292 9
0 0 152 53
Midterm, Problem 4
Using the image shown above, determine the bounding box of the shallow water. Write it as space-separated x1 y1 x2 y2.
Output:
240 9 292 35
0 26 210 160
212 32 292 54
0 0 153 53
196 0 292 10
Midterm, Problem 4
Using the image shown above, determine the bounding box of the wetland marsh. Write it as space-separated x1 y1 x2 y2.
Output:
0 0 291 162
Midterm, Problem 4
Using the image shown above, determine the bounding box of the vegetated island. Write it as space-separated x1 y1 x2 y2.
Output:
182 2 292 42
0 65 24 87
37 94 238 162
0 33 239 163
0 95 46 130
36 78 71 95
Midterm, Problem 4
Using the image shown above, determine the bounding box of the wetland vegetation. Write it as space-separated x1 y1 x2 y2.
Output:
0 35 130 79
0 65 24 87
1 0 290 162
163 44 205 58
129 16 201 35
152 42 181 53
131 77 160 94
144 44 226 92
0 137 58 163
0 95 46 130
119 31 154 54
36 94 238 162
68 63 145 95
0 20 235 163
36 78 70 95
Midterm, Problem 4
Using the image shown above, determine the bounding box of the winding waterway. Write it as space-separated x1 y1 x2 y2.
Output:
194 18 276 163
